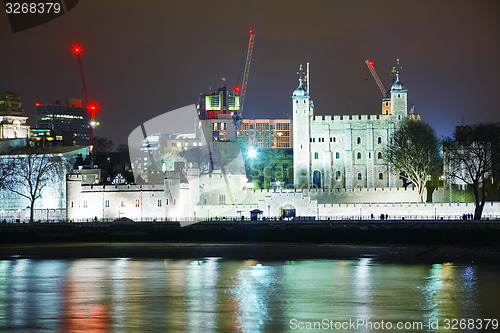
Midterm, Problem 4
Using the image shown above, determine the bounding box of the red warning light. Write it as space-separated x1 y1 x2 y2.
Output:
369 61 374 66
249 29 253 34
35 102 40 107
72 44 82 55
235 86 241 92
87 103 98 112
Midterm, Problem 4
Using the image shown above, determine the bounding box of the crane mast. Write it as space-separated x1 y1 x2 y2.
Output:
72 44 98 154
238 30 255 119
365 60 388 96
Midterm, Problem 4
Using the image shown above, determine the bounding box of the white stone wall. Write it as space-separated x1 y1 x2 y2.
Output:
67 173 167 221
318 202 500 220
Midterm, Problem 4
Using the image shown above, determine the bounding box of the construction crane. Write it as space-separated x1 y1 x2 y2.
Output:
365 60 388 96
237 29 255 120
72 44 98 153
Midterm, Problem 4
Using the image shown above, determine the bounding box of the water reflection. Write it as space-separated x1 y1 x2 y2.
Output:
0 258 497 332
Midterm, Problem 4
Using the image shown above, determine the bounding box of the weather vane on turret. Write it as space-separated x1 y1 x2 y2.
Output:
391 58 402 82
297 64 306 87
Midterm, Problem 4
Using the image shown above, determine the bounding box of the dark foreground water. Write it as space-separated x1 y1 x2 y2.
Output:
0 258 499 332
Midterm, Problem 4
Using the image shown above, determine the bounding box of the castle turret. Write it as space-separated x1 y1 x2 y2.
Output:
389 72 408 120
292 65 311 189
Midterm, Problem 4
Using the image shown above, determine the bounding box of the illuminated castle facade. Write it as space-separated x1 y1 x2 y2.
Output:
293 66 416 189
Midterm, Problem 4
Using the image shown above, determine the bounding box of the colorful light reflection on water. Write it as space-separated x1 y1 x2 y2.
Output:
0 258 498 332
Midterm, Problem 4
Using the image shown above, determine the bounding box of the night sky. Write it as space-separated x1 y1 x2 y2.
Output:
1 0 499 145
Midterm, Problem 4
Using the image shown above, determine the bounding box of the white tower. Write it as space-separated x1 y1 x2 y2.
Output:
293 65 311 189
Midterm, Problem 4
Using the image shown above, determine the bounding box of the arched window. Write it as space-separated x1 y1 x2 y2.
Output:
357 137 361 144
336 171 341 180
379 173 383 180
357 173 362 180
336 152 340 159
398 115 401 120
314 152 318 159
357 152 361 159
378 152 382 159
378 137 382 144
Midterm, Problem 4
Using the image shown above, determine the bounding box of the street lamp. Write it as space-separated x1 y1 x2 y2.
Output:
248 147 257 159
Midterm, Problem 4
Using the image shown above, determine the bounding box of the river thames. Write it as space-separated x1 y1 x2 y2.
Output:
0 257 498 332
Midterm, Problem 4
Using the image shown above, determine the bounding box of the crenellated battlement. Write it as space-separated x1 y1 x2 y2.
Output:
311 114 387 122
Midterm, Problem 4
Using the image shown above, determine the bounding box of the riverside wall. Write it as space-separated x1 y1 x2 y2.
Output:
1 220 499 246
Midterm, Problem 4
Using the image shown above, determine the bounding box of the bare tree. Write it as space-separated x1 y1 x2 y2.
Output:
5 145 65 223
0 156 15 190
385 119 441 202
444 124 499 220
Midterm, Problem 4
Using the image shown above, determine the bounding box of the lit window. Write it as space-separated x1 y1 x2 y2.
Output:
158 199 162 207
135 199 140 207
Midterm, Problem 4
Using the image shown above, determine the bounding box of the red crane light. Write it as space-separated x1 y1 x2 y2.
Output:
72 44 82 55
87 102 98 112
235 86 241 92
35 102 39 106
369 61 374 66
249 29 253 34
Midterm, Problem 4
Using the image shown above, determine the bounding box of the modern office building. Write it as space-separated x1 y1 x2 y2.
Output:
36 98 89 146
